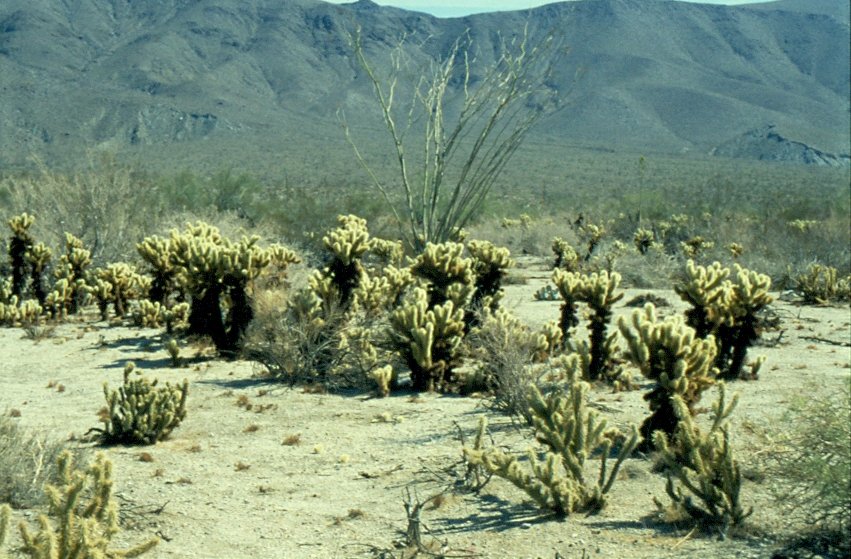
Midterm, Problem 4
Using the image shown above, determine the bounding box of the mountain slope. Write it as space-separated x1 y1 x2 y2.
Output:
0 0 848 169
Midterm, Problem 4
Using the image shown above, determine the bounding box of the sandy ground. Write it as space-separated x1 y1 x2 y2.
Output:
1 261 849 559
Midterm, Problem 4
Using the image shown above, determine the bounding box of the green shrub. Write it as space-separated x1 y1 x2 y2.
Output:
769 381 850 539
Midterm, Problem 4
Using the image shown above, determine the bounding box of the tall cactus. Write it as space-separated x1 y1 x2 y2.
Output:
619 304 717 451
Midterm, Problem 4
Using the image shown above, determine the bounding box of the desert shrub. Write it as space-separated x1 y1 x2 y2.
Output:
467 308 560 421
0 413 77 509
97 363 188 445
464 356 638 518
768 381 850 539
16 451 158 558
654 384 751 533
1 155 161 264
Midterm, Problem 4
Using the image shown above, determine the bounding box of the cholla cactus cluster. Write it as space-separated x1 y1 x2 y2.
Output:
654 385 751 531
794 263 851 304
675 260 772 380
99 362 188 445
551 269 624 381
465 357 638 517
161 221 299 355
16 451 157 558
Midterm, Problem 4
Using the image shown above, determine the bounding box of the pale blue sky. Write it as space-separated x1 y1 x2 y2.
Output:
325 0 765 18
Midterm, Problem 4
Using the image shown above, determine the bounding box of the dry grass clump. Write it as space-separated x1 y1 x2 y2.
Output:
0 412 82 508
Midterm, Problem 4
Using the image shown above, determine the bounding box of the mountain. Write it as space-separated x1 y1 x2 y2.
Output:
0 0 848 171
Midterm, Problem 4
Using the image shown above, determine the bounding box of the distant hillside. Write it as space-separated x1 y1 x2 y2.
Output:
0 0 848 171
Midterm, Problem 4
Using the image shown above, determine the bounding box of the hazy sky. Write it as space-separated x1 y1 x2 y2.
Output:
324 0 766 18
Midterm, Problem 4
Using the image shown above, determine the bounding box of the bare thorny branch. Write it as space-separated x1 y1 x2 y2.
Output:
341 24 561 252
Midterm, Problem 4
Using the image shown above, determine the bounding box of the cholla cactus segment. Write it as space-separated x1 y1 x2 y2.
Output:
18 451 158 559
654 385 751 531
464 378 637 517
618 304 717 450
44 279 75 319
100 365 188 445
795 264 851 304
388 288 465 392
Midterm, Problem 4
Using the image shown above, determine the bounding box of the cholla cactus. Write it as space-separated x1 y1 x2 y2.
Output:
581 271 624 381
795 263 851 304
633 228 656 255
675 260 731 338
467 240 514 316
7 213 36 299
714 265 772 380
43 279 74 320
0 297 42 326
54 233 92 315
136 234 177 304
133 300 189 334
551 237 578 271
464 362 638 517
25 242 51 306
654 385 751 531
388 288 466 392
552 269 583 346
99 362 188 445
167 222 299 355
17 451 157 558
680 236 714 259
320 215 371 308
411 242 475 308
92 263 149 319
618 304 717 451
